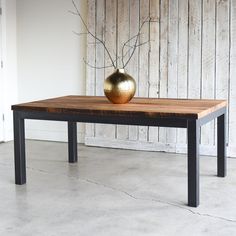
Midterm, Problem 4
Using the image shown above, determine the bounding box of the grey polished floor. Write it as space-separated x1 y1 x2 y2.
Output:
0 140 236 236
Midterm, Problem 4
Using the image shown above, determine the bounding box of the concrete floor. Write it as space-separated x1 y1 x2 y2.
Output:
0 141 236 236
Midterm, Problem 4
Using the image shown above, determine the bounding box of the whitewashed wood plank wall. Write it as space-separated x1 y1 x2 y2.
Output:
85 0 236 157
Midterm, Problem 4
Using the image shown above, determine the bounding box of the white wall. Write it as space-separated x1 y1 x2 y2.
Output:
1 0 18 141
16 0 87 142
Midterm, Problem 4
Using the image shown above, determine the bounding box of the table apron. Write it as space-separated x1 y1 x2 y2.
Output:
14 107 226 128
198 107 226 126
15 111 187 128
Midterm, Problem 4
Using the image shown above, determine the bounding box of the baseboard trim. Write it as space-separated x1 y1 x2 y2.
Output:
7 129 236 157
26 129 85 143
85 137 236 157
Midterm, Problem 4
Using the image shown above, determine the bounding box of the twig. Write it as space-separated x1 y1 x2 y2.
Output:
123 18 158 69
83 58 114 69
122 17 150 68
70 1 158 70
72 31 89 36
68 10 78 15
83 52 122 70
122 40 152 66
121 33 143 68
71 0 116 69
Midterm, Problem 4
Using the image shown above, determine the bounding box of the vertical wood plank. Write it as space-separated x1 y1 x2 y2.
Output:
85 0 96 138
128 0 139 141
85 0 233 155
95 0 106 137
117 0 129 140
229 0 236 147
167 0 178 144
177 0 188 145
201 0 216 146
148 0 160 142
138 0 150 142
188 0 202 151
216 0 229 144
188 0 202 99
100 0 116 140
159 0 169 144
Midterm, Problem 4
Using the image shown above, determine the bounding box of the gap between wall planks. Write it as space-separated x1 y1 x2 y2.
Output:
116 0 129 140
86 0 236 157
85 0 96 139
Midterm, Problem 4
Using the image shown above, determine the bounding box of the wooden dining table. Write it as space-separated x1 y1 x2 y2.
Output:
12 96 227 207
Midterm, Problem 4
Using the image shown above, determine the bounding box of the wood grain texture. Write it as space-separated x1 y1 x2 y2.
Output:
85 0 96 138
138 0 149 141
201 0 216 145
188 0 202 99
229 0 236 147
95 0 106 138
117 0 129 140
148 0 160 142
85 0 233 155
159 0 169 144
167 0 178 144
216 0 229 145
128 0 139 141
12 96 227 120
177 0 188 144
101 0 117 139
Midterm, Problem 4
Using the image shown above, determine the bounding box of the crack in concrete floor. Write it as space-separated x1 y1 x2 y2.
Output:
82 178 236 224
1 161 234 225
1 159 235 224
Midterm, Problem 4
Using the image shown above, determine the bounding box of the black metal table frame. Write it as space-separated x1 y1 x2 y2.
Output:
13 107 226 207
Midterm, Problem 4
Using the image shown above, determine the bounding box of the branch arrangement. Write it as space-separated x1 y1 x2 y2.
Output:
70 0 157 70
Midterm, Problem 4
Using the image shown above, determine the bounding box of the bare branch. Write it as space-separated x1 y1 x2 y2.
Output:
72 31 89 36
123 17 157 69
70 1 158 70
83 58 114 70
71 0 116 69
68 10 78 15
83 51 122 70
121 33 144 68
136 40 152 48
122 34 138 68
121 40 152 67
87 41 103 45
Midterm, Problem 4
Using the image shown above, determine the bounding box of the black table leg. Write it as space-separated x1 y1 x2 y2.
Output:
13 111 26 185
217 113 226 177
68 122 77 163
187 120 200 207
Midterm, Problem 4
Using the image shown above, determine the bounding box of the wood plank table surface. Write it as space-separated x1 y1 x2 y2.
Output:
12 96 227 207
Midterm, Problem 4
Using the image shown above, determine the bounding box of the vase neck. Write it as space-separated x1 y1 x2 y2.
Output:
114 68 125 74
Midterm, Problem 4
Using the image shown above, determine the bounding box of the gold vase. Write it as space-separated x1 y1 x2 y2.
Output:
104 69 136 104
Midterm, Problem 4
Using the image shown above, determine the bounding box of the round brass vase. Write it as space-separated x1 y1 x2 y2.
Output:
104 69 136 104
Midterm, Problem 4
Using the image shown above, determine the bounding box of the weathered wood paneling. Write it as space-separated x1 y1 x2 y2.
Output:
99 0 117 139
201 0 216 145
177 0 188 145
158 0 169 145
167 0 178 144
95 0 105 138
148 0 160 142
229 0 236 153
85 0 96 138
216 0 229 146
117 0 130 140
86 0 236 157
188 0 202 100
138 0 149 142
128 0 139 141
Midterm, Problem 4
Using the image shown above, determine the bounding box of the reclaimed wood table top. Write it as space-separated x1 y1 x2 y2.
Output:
12 96 227 120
